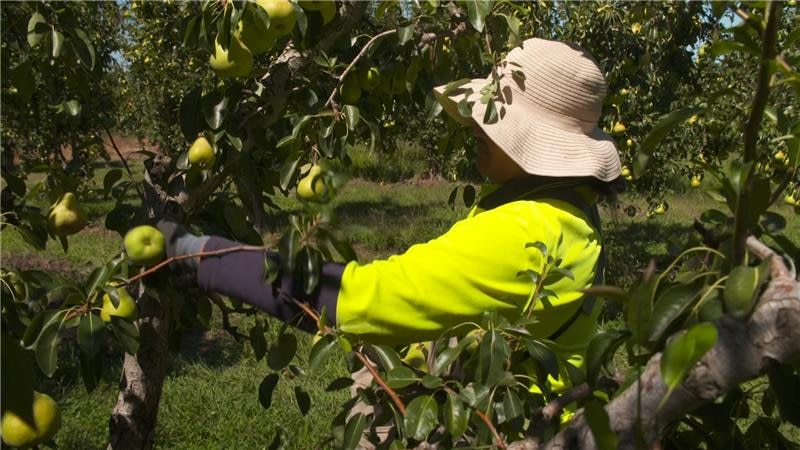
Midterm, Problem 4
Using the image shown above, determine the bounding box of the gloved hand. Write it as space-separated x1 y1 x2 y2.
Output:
156 219 210 271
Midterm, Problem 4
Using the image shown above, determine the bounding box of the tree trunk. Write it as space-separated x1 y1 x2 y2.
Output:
107 293 172 450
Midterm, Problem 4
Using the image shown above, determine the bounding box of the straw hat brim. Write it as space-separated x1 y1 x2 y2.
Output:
433 79 622 182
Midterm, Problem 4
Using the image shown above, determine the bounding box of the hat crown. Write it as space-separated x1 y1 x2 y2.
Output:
502 39 608 125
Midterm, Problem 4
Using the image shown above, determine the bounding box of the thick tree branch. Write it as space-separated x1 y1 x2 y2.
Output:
517 236 800 450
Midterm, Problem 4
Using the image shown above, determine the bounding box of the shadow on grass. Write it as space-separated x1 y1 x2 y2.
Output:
173 328 244 371
601 220 696 319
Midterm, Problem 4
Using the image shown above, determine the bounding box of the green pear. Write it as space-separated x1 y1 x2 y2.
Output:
237 5 277 55
48 192 87 237
1 392 61 448
261 0 296 36
339 75 361 104
296 164 327 201
124 225 166 267
358 65 380 91
188 136 216 169
100 286 138 322
210 35 253 79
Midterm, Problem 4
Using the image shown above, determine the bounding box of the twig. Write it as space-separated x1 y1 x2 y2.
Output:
124 245 266 285
539 383 592 421
101 124 144 201
474 408 507 450
325 29 398 109
734 8 764 35
354 350 407 416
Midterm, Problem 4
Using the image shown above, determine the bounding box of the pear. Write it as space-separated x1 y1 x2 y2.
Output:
210 35 253 79
48 192 87 236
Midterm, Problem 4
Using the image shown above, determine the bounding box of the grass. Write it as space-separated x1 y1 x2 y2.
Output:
2 162 799 448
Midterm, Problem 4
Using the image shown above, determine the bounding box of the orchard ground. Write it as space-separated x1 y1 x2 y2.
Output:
2 141 798 448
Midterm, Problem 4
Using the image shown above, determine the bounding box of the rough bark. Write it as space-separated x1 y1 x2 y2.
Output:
507 237 800 450
107 292 172 450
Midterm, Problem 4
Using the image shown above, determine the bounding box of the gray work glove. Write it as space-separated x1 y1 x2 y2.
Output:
156 219 210 272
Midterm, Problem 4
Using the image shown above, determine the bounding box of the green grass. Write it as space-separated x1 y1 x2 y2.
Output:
2 166 799 448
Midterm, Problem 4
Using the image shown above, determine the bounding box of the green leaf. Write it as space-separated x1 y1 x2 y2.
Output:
386 366 418 389
77 313 105 358
627 276 657 345
250 324 267 361
660 322 718 392
294 386 311 416
343 105 359 131
584 400 618 450
27 12 47 48
421 374 443 389
457 98 473 119
397 25 414 45
35 315 63 377
51 30 64 58
268 333 297 371
202 90 228 130
723 265 760 318
299 246 320 295
404 395 439 441
342 413 367 450
433 334 477 375
258 373 280 409
309 334 337 371
708 40 760 57
527 339 559 379
278 228 300 274
585 329 628 385
500 388 523 423
444 392 469 438
180 87 203 142
372 344 404 372
110 316 140 355
102 168 123 198
71 28 95 69
525 241 548 258
292 2 307 37
648 283 699 343
461 0 493 32
478 329 509 385
325 377 354 392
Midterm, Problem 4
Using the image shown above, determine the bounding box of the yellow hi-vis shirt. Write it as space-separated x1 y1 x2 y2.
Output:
335 188 602 358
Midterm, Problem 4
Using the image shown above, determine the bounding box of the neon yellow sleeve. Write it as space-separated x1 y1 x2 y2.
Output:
335 199 601 348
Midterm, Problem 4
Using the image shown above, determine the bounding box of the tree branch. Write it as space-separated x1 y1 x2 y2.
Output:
732 2 782 265
354 350 407 416
324 29 398 109
526 236 800 450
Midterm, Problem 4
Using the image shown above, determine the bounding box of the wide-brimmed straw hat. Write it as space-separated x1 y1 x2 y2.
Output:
433 38 621 182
